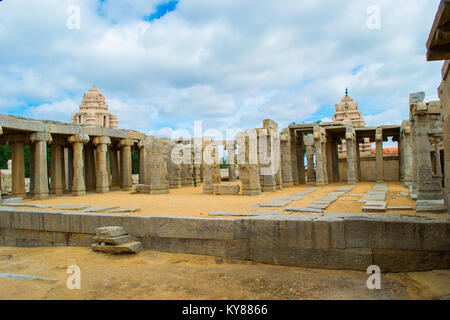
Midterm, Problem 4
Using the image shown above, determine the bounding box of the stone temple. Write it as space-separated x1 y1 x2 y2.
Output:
71 86 118 129
332 90 372 156
0 2 448 278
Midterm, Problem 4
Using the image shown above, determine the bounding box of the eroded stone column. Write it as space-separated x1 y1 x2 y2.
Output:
30 132 52 200
238 130 261 195
313 125 326 186
346 127 357 185
93 136 111 193
9 134 26 198
304 135 315 185
138 140 146 185
110 147 120 188
290 129 299 185
50 137 65 196
84 142 96 191
145 137 170 194
119 138 133 191
226 143 237 181
296 133 305 185
280 129 293 187
68 134 89 196
375 127 384 183
202 138 216 194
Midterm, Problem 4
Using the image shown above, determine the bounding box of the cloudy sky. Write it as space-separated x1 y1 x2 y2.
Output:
0 0 444 138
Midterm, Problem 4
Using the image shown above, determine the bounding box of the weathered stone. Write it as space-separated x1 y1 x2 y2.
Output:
212 184 240 195
91 241 142 254
285 206 324 213
95 226 127 238
105 207 141 213
92 234 134 245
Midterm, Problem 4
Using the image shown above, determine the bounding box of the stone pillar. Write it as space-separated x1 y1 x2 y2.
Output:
61 147 67 193
356 138 362 182
68 134 89 196
313 125 327 186
119 138 133 191
296 133 306 185
50 139 64 196
67 147 73 192
110 147 120 188
9 134 26 198
238 130 261 195
30 132 52 200
290 129 299 185
304 135 315 185
375 127 384 183
29 142 35 195
280 129 293 187
138 140 146 185
226 143 237 181
144 137 170 194
326 137 334 183
411 101 443 199
346 127 357 185
93 136 111 193
434 138 443 178
84 142 96 191
106 148 111 186
258 128 277 192
202 138 216 194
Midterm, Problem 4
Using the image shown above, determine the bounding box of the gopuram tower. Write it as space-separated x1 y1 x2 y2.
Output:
332 89 371 156
71 86 119 129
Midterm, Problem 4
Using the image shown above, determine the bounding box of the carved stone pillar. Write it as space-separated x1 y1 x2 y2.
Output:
138 140 146 184
68 134 89 196
119 138 133 191
346 127 357 185
304 135 315 185
30 132 52 200
50 137 66 196
9 134 26 198
375 127 384 183
93 136 111 193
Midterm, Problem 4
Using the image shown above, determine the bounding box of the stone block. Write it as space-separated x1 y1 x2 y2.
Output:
92 234 135 245
285 206 323 213
212 184 240 195
91 241 142 254
409 92 425 105
95 226 127 238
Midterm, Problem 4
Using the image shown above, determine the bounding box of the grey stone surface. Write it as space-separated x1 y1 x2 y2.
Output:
104 207 141 213
409 92 425 104
208 211 247 216
386 206 414 210
83 206 120 212
285 206 324 213
50 205 91 210
2 197 23 204
255 200 292 207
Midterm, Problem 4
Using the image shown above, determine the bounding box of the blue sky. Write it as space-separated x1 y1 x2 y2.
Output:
0 0 444 137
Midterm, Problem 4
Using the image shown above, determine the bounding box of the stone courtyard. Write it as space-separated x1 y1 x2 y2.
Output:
1 1 450 302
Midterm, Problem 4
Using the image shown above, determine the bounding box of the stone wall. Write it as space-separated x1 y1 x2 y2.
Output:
338 156 399 182
1 208 448 272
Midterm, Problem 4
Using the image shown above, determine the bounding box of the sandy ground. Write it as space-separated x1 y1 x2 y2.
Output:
0 246 449 300
15 181 446 218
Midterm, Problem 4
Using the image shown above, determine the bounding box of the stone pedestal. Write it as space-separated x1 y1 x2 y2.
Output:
93 136 111 193
68 134 89 196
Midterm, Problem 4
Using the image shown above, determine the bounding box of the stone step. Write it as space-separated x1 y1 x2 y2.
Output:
91 241 143 254
96 226 127 238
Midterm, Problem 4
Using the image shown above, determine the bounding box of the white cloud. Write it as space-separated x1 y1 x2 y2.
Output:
0 0 444 137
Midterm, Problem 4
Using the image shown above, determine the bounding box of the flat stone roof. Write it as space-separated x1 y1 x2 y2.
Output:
0 114 145 140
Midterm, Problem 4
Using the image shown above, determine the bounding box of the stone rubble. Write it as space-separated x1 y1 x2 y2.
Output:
91 226 142 254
